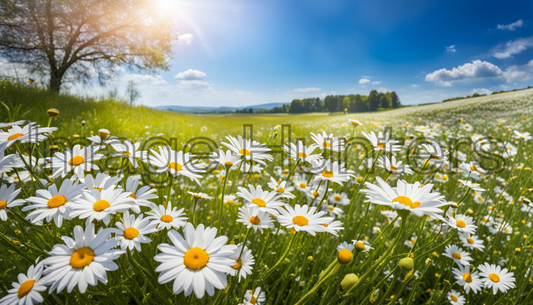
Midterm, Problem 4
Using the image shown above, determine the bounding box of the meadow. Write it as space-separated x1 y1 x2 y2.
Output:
1 80 533 305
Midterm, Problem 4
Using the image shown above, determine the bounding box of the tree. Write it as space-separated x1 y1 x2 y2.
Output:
0 0 173 92
391 92 400 108
368 90 380 111
125 80 141 105
380 94 390 108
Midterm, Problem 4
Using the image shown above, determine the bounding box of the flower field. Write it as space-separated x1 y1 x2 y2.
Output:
1 81 533 304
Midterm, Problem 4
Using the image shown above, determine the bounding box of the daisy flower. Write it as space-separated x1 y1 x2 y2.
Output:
230 244 255 282
347 118 363 127
48 144 104 179
443 245 472 266
447 289 465 305
144 146 204 183
378 155 414 175
110 211 157 252
108 139 144 168
222 135 273 165
87 128 111 145
0 261 46 305
43 224 124 294
125 176 158 207
459 161 486 180
293 174 311 192
458 180 485 192
154 223 238 298
243 288 266 305
477 263 516 294
458 233 485 251
146 202 188 230
0 122 57 147
336 242 354 264
311 159 354 186
210 149 240 170
236 206 275 233
310 131 345 152
418 143 449 167
267 177 295 199
223 194 238 205
0 120 26 128
0 184 25 221
187 191 214 201
236 185 284 214
352 240 374 252
445 213 477 234
513 130 532 141
283 140 322 163
452 264 483 294
322 203 343 217
23 179 86 227
277 204 333 236
361 131 401 153
69 186 136 225
328 192 350 206
361 177 449 220
84 173 121 192
0 142 18 175
323 218 344 236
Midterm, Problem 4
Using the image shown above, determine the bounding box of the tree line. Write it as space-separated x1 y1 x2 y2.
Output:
236 90 400 114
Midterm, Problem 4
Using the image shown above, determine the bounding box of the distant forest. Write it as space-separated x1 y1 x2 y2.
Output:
236 90 400 113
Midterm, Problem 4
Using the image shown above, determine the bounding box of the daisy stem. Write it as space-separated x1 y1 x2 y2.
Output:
295 261 341 305
15 142 46 189
369 214 400 249
261 232 297 282
217 165 230 231
13 167 29 197
317 180 329 207
227 161 243 197
404 257 432 305
413 230 457 260
285 159 301 182
191 197 199 226
235 228 252 279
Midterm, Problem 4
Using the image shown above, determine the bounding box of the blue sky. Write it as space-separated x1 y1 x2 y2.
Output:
105 0 533 107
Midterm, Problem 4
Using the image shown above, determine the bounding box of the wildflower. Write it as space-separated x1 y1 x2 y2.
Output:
144 146 203 184
361 131 401 153
328 192 350 206
378 155 414 175
477 263 516 294
277 204 334 236
244 288 266 305
48 144 105 179
154 223 238 298
311 159 354 186
124 176 158 207
283 140 323 163
459 233 485 251
69 186 136 225
108 139 145 168
443 245 472 266
230 244 255 282
445 213 477 234
0 122 57 147
310 131 345 152
236 185 285 214
447 289 465 305
236 206 274 233
452 264 482 294
0 184 26 221
146 202 188 230
222 135 273 165
111 211 157 251
337 242 354 265
0 261 46 305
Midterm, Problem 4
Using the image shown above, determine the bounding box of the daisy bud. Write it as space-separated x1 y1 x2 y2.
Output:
50 145 59 151
399 257 414 271
82 120 86 126
340 273 359 293
47 108 60 117
98 128 110 139
337 249 353 265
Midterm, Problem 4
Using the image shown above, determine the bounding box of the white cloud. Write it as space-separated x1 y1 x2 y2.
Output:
359 78 370 85
179 80 211 89
174 69 206 80
411 84 419 87
376 87 389 93
500 84 510 90
472 88 492 95
446 45 456 53
177 33 194 45
492 37 533 59
123 74 167 86
497 20 523 31
502 60 533 83
292 87 321 93
372 81 382 85
425 60 503 86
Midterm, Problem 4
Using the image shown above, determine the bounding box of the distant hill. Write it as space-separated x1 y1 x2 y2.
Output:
154 103 287 113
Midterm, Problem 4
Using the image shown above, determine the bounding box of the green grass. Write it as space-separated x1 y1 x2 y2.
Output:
2 80 533 304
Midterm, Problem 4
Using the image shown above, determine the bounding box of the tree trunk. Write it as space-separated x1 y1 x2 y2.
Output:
49 73 62 93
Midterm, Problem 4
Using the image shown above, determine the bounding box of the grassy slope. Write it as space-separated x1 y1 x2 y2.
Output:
2 80 533 144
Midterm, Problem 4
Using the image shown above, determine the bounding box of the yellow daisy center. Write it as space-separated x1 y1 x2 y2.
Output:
389 166 398 171
93 200 110 212
70 247 95 269
328 206 335 211
239 149 251 156
355 242 366 251
489 273 500 282
470 165 477 171
392 196 421 209
356 177 363 183
292 215 309 226
226 200 235 204
463 273 473 283
123 227 139 240
167 162 183 171
322 170 334 178
337 249 353 264
231 257 242 269
47 195 67 208
160 215 173 223
224 161 233 166
450 294 458 302
299 183 307 188
17 279 35 298
251 198 266 207
334 195 342 201
249 216 261 225
7 133 24 141
129 192 137 199
298 152 307 158
443 175 448 181
0 200 8 209
322 142 331 148
456 220 466 228
193 194 203 199
466 238 475 244
430 154 440 160
250 296 258 304
68 156 85 166
452 253 462 259
312 191 319 197
477 196 483 201
183 247 209 270
93 186 103 191
276 187 285 193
